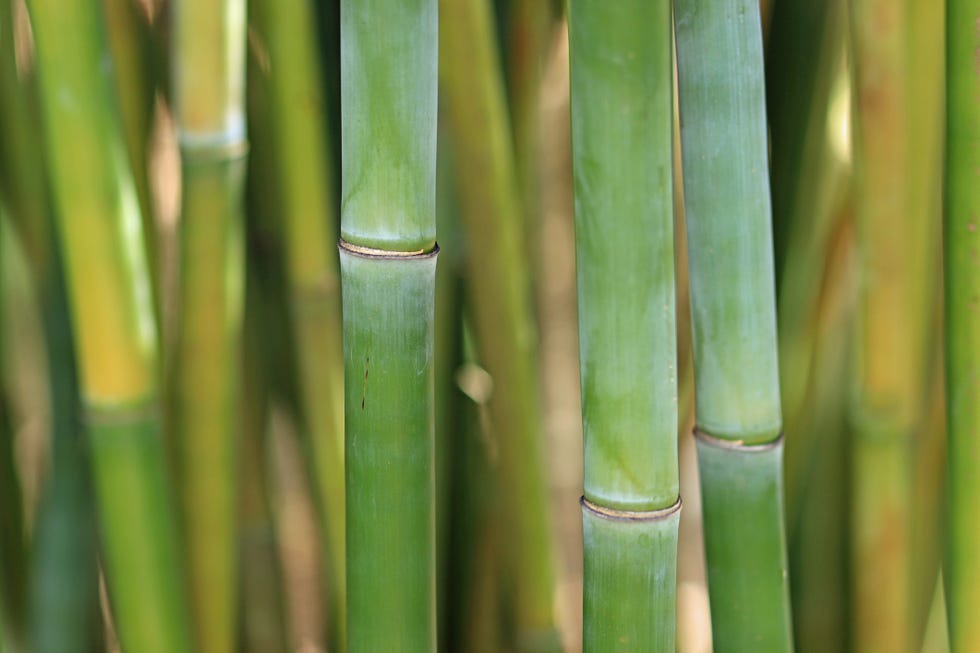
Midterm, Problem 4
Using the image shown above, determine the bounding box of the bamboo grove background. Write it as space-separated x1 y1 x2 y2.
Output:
0 0 972 651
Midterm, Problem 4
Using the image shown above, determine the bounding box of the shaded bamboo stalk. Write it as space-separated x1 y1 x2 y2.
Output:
239 268 289 653
568 1 680 651
674 0 793 649
340 0 438 651
170 1 247 651
943 0 980 649
248 0 346 644
24 0 192 649
439 0 561 649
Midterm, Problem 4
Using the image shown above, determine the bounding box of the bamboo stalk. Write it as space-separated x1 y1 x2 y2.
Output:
568 1 679 651
943 0 980 649
847 0 939 648
248 0 346 644
674 0 793 649
24 1 192 649
438 0 561 648
340 1 438 651
170 1 247 651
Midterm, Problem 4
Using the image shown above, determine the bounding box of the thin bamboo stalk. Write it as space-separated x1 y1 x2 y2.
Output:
248 0 346 644
170 1 247 651
340 1 438 651
568 1 679 651
674 0 793 649
439 0 561 648
24 0 192 649
943 0 980 649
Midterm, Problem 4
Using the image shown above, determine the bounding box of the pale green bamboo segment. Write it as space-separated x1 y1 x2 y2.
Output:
696 438 793 652
340 0 437 250
569 0 677 511
341 249 437 653
251 0 346 642
173 156 246 653
172 0 246 144
582 506 680 653
673 0 781 443
439 0 561 646
944 1 980 650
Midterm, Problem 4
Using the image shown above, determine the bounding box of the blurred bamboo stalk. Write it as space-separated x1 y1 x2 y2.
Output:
170 1 247 651
847 0 941 648
339 0 439 651
239 269 289 653
439 0 562 649
943 0 980 649
248 0 346 644
674 0 794 649
24 0 192 649
568 1 680 651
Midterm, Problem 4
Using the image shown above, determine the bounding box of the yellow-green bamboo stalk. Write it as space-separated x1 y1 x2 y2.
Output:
170 1 247 652
847 0 939 648
248 0 346 644
24 0 192 650
439 0 562 648
943 0 980 649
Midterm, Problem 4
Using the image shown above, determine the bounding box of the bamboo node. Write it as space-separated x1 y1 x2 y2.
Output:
693 428 784 452
580 496 682 522
338 238 439 259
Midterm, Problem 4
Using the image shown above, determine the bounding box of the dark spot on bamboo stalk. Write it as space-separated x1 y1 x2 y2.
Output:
362 357 369 410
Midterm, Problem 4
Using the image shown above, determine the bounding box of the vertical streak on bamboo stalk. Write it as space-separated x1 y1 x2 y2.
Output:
438 0 562 648
846 0 929 649
24 0 192 650
944 0 980 650
568 1 679 651
249 0 346 644
674 0 793 649
170 1 247 652
340 1 438 651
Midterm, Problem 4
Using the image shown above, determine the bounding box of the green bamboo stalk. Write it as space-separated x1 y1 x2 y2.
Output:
439 0 561 648
674 0 793 649
248 0 346 644
340 1 438 651
943 0 980 648
568 1 679 651
170 2 247 651
0 8 106 648
24 0 192 650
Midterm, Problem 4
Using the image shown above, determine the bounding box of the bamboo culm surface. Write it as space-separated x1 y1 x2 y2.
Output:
170 2 247 652
674 0 793 649
340 1 438 651
944 0 980 650
568 1 680 651
24 0 193 650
